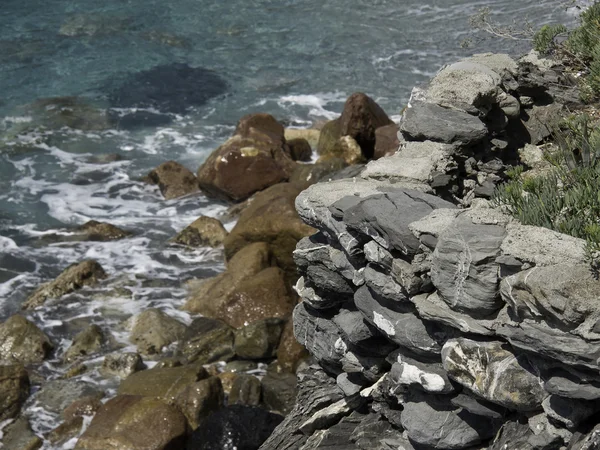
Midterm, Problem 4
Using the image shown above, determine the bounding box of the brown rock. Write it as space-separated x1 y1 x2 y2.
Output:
218 267 295 328
374 123 400 159
118 365 208 401
0 364 29 421
47 416 84 446
64 324 105 362
145 160 200 200
196 113 296 202
130 308 187 355
276 320 308 373
63 394 104 421
170 216 228 248
217 372 238 396
0 315 53 364
183 242 272 315
1 417 43 450
285 138 313 162
75 395 187 450
177 318 235 365
223 183 315 285
261 370 298 415
289 158 348 190
229 374 262 406
234 318 285 360
23 260 107 309
284 128 320 149
317 93 393 160
174 376 224 429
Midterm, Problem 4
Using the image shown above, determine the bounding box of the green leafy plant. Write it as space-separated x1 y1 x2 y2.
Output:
534 24 568 53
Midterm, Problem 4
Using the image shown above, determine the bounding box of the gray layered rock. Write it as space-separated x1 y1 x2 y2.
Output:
388 355 454 394
331 306 395 356
361 141 456 189
354 286 443 357
431 214 506 316
401 395 499 449
442 338 547 411
400 102 487 146
294 234 360 281
542 395 599 430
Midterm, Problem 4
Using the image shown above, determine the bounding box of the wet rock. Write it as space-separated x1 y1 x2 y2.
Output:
223 182 315 284
23 260 106 309
187 405 283 450
108 63 227 114
216 267 296 329
140 30 190 48
1 416 43 450
373 123 400 159
59 13 131 37
286 138 313 162
63 394 104 421
289 158 348 190
234 318 285 360
262 371 298 415
41 220 131 244
75 395 187 450
170 215 228 248
118 365 208 401
317 93 393 160
223 360 259 373
285 128 320 150
130 308 186 355
197 113 295 202
64 324 105 362
47 416 84 446
276 319 309 373
361 140 456 190
401 395 499 449
100 352 145 379
217 372 238 396
37 379 102 414
177 317 236 364
0 364 29 421
25 96 111 132
442 338 547 411
0 315 54 364
431 214 506 316
229 374 262 406
400 102 487 146
144 160 200 200
174 376 224 429
183 241 272 315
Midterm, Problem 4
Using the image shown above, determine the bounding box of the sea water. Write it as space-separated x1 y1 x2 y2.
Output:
0 0 584 447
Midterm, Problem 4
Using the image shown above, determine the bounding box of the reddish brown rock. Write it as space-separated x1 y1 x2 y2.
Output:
276 320 309 373
170 216 228 248
75 395 187 450
197 113 296 202
285 138 313 162
145 161 200 200
374 123 400 159
317 93 393 160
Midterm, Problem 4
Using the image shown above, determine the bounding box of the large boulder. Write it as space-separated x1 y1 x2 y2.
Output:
223 183 315 284
317 93 393 160
183 242 272 315
234 318 285 360
215 267 296 328
0 364 29 421
197 113 296 202
64 324 105 362
129 308 187 355
373 123 400 159
170 216 228 248
75 395 187 450
118 365 208 400
145 160 200 200
276 319 309 373
0 315 54 364
23 260 106 309
177 318 236 364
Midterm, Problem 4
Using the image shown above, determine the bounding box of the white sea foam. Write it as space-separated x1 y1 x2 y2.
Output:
278 92 347 120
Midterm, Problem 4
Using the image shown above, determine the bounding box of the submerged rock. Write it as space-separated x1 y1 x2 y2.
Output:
144 160 200 200
23 260 107 310
100 352 145 379
108 63 227 114
0 315 54 364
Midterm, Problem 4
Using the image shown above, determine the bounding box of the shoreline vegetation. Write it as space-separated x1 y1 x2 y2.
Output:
3 3 600 449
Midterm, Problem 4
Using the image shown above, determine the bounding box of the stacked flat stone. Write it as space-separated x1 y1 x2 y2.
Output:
261 53 599 450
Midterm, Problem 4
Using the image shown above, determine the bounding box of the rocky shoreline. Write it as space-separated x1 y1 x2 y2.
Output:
0 49 594 450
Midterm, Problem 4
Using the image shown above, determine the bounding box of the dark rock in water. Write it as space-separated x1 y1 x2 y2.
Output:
108 63 227 114
187 405 283 450
0 364 29 422
107 109 174 130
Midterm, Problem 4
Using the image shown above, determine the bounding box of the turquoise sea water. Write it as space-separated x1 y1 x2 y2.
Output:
0 0 584 445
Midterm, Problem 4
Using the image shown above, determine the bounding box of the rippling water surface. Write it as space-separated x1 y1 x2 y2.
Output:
0 0 584 446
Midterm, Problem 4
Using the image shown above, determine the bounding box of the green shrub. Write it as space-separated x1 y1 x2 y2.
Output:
534 24 568 53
